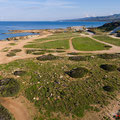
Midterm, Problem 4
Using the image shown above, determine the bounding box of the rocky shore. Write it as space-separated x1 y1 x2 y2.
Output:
5 28 70 41
7 34 40 41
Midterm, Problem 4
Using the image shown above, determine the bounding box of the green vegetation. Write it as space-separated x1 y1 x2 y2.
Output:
2 31 120 119
9 43 16 46
0 55 119 119
36 54 59 61
98 54 120 59
98 22 120 32
32 51 45 55
65 67 89 78
24 32 80 50
24 40 69 49
6 49 22 57
100 64 117 72
0 104 13 120
11 49 22 53
0 78 20 97
72 37 108 51
1 47 11 52
94 35 120 46
26 49 65 55
6 52 16 57
69 56 91 61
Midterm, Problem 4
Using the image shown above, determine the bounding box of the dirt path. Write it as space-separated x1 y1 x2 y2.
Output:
69 37 76 52
109 35 120 39
0 96 37 120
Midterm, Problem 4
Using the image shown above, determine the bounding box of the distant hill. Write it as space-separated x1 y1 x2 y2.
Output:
98 22 120 31
59 14 120 22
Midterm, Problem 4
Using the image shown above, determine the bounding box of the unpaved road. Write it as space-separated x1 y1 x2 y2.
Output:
0 97 35 120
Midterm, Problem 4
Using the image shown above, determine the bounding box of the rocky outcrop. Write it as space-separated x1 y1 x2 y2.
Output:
7 35 40 41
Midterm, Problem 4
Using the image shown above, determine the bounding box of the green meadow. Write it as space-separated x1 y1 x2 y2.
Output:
72 37 109 51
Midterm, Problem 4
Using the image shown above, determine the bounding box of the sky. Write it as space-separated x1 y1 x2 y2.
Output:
0 0 120 21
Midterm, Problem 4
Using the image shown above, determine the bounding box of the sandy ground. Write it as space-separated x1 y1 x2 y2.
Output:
0 33 120 120
0 33 52 64
0 96 37 120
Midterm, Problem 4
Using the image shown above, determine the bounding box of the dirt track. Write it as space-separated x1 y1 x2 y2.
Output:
0 96 35 120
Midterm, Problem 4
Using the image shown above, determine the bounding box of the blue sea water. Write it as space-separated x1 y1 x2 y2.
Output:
0 21 106 40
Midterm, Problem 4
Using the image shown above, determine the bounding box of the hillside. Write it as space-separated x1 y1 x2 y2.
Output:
98 22 120 31
60 14 120 22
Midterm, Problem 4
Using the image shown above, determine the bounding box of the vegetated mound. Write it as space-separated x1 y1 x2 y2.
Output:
65 67 89 78
11 49 22 53
0 78 20 97
0 104 12 120
36 54 59 61
100 64 117 72
14 71 26 76
6 49 22 57
6 52 16 57
103 86 114 92
98 22 120 32
26 49 37 54
68 56 90 61
98 54 120 59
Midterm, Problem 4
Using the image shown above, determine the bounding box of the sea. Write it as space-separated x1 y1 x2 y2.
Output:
0 21 106 40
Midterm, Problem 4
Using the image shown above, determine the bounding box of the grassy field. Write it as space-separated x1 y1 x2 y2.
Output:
0 54 120 120
24 32 80 49
24 40 70 49
72 37 109 51
94 35 120 46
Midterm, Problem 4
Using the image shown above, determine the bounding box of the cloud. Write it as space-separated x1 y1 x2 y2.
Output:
0 0 76 8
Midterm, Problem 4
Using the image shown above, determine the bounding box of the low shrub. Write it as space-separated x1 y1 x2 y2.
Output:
32 51 45 55
69 56 89 61
103 86 114 92
11 49 22 53
98 54 120 59
6 52 16 57
14 71 26 76
36 54 59 61
0 104 12 120
100 64 117 72
65 67 89 78
0 78 20 97
26 49 37 54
